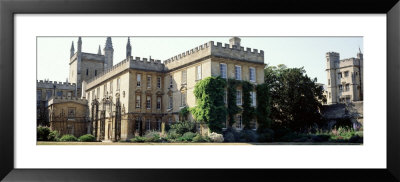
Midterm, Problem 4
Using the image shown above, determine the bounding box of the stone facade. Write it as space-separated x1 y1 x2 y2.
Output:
38 37 265 141
325 50 363 105
47 97 89 137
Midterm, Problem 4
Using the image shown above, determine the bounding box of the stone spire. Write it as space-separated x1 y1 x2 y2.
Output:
77 37 82 53
70 41 75 58
126 37 132 58
97 45 102 55
103 37 114 70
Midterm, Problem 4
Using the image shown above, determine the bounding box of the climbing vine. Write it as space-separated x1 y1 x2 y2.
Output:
241 81 255 130
191 76 227 133
227 79 241 127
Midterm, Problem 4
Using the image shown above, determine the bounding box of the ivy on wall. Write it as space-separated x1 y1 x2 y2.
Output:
241 81 255 130
227 79 241 127
191 76 227 133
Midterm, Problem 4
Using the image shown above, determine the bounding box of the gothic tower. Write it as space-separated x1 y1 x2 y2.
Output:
103 37 114 71
70 41 75 58
126 37 132 58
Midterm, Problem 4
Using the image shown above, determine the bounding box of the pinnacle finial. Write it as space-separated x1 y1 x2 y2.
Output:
105 37 113 50
77 37 82 53
126 37 132 58
98 45 102 55
70 41 75 51
359 46 362 54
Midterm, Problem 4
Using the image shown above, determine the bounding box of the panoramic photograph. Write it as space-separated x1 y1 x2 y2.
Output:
36 36 363 145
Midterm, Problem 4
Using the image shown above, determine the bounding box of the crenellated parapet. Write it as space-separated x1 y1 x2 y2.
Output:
164 41 264 70
48 96 88 106
37 80 76 90
86 56 164 90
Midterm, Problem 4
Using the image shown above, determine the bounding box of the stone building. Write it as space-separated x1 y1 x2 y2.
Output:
325 50 363 105
38 36 265 141
36 80 76 126
47 97 89 137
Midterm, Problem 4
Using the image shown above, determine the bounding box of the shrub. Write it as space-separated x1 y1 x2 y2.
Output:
182 132 196 142
208 132 224 143
239 129 258 142
223 132 236 142
144 131 161 142
59 134 78 142
257 128 275 142
167 129 182 140
170 121 196 135
48 130 61 141
192 134 210 143
130 136 146 143
311 134 330 142
78 134 96 142
349 135 363 143
37 126 51 141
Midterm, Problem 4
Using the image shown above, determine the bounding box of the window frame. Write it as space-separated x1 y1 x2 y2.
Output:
235 65 242 80
137 74 141 87
220 63 227 79
249 67 256 82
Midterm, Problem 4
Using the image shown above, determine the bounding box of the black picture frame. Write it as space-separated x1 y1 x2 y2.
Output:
1 0 399 181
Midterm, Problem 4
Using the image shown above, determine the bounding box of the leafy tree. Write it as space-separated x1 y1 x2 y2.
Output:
191 76 227 133
265 64 324 131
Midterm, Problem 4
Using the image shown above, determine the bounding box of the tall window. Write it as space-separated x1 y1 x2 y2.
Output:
328 79 330 85
156 119 161 131
168 96 173 109
169 75 173 88
249 67 256 82
329 92 331 98
67 108 76 119
196 65 202 80
104 84 107 96
181 70 187 85
223 90 227 104
344 71 349 77
37 90 42 103
345 84 350 91
181 91 186 106
235 65 241 80
95 70 97 76
87 93 90 102
86 69 89 76
136 95 141 108
146 119 151 131
220 63 227 79
109 81 113 94
338 72 342 79
251 91 256 107
96 88 100 99
92 91 95 101
236 115 242 129
236 90 242 105
57 91 63 97
339 85 343 91
46 90 52 100
137 74 141 87
157 97 161 110
135 117 141 131
146 96 151 109
147 75 151 88
157 77 161 88
117 78 121 91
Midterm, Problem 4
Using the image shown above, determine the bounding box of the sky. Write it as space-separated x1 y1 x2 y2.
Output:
37 36 363 85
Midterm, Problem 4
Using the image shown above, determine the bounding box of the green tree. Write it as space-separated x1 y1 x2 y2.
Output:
265 64 324 131
191 76 227 133
256 83 272 132
227 79 241 127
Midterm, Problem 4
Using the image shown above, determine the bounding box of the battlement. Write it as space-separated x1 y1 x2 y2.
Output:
86 56 164 90
164 41 264 70
48 96 88 106
326 52 340 57
37 80 76 90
